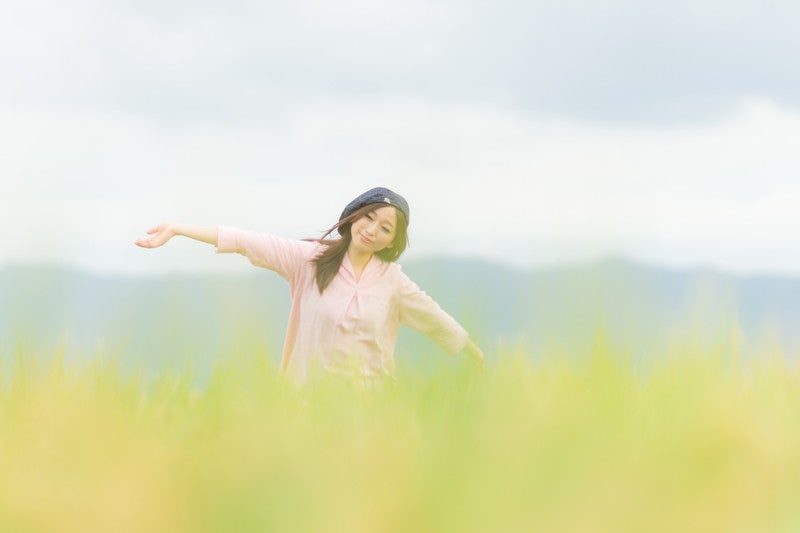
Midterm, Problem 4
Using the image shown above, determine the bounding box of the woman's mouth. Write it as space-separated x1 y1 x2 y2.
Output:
359 234 373 244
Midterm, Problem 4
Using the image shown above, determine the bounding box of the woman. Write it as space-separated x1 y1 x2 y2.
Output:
135 187 484 383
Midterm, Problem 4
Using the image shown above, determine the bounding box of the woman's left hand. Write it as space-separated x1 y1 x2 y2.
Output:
463 338 484 369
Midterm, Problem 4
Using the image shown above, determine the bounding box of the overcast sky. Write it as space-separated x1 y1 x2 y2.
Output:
2 0 799 275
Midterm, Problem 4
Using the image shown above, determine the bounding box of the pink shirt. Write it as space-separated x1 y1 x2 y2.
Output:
216 226 469 382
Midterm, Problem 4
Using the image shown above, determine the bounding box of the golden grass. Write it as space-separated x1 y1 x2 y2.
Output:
2 341 800 533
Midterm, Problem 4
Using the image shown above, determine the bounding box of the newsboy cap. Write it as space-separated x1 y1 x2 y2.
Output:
339 187 410 226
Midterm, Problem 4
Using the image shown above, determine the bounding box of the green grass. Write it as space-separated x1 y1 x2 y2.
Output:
2 340 800 533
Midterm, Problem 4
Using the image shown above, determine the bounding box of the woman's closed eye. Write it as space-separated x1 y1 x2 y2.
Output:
364 212 392 234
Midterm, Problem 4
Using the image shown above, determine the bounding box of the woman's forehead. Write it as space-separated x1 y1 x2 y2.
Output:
371 205 397 224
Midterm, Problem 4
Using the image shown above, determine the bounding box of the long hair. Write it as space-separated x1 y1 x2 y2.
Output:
307 203 409 293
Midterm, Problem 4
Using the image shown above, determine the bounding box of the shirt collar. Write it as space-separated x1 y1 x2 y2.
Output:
341 253 382 283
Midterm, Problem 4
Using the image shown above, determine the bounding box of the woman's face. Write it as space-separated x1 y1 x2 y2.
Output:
349 206 398 255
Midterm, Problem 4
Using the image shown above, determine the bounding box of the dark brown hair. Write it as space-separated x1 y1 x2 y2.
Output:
307 203 409 293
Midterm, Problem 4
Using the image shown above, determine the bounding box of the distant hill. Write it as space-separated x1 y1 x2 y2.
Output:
2 257 800 381
405 255 800 358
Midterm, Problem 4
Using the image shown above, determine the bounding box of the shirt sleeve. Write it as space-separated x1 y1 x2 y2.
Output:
397 271 469 355
215 225 313 281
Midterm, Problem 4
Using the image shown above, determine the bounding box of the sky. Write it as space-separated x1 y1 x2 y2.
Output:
2 0 799 275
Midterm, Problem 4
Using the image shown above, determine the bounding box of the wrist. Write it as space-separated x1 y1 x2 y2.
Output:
464 339 483 359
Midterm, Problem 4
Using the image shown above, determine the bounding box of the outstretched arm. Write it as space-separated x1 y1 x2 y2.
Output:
397 273 485 368
461 338 485 368
134 224 218 249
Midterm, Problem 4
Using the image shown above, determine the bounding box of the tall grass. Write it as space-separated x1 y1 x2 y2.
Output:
1 340 800 533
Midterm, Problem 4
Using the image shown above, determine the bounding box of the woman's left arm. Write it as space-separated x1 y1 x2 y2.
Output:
396 270 483 363
461 338 485 368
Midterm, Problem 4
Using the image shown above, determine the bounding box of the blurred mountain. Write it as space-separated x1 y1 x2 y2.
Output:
2 257 799 381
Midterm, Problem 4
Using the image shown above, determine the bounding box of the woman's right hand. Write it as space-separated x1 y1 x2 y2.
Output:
134 224 175 249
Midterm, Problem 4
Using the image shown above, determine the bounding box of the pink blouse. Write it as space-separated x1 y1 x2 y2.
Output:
215 226 468 382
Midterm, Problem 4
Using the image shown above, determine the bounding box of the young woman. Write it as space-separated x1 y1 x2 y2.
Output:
135 187 484 383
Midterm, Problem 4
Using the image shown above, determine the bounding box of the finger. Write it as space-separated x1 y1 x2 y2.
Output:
136 238 158 248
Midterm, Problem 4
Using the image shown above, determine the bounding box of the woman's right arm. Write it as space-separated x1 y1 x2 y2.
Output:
134 223 218 248
137 224 314 280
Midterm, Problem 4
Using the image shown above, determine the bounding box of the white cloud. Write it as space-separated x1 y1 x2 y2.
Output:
4 0 799 125
2 96 799 274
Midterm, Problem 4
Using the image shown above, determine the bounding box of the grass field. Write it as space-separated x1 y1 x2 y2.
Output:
2 337 800 533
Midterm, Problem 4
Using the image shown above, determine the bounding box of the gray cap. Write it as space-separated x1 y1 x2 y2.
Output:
339 187 410 226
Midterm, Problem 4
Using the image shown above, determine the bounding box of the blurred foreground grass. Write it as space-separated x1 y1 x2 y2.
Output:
2 341 800 533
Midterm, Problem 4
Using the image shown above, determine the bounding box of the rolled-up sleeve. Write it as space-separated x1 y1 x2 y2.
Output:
397 272 468 355
216 225 312 281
